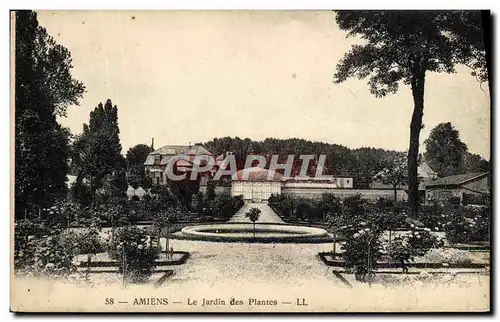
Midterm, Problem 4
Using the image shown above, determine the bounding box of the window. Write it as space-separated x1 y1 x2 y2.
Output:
154 155 161 163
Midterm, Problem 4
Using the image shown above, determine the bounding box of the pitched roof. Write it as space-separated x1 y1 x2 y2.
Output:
372 161 437 180
426 172 489 187
232 168 285 182
144 145 213 166
149 145 212 156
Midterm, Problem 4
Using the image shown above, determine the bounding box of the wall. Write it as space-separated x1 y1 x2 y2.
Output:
282 187 408 201
462 176 489 193
231 181 282 201
199 185 231 195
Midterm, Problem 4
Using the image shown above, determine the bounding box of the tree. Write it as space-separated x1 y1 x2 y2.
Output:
424 122 468 177
72 99 126 207
460 152 490 173
126 144 153 192
333 11 488 217
374 153 408 202
15 11 85 218
245 207 261 238
152 208 178 259
205 181 216 202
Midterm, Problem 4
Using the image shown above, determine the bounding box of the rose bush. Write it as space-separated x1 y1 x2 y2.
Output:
444 205 490 244
14 220 76 277
107 226 159 283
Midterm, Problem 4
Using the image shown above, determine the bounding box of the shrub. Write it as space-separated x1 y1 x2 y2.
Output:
444 205 490 244
387 236 413 272
462 193 486 206
448 196 462 205
59 228 103 256
417 202 444 230
406 227 444 256
386 226 444 271
107 226 160 283
337 195 384 282
343 228 382 282
30 234 76 277
14 220 51 271
14 221 76 277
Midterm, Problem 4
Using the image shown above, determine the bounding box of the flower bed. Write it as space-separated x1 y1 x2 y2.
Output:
318 252 489 269
75 251 190 267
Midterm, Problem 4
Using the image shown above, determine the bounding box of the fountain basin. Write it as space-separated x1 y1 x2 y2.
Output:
178 223 331 243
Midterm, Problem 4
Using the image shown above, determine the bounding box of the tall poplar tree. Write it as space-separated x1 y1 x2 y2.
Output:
72 99 126 206
15 10 85 218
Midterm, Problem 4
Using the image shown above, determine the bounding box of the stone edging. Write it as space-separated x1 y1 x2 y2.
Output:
77 251 190 268
318 252 489 269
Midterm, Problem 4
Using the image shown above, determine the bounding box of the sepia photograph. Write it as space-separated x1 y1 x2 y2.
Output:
10 9 491 313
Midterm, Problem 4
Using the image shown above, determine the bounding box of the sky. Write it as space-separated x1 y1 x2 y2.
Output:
37 10 491 159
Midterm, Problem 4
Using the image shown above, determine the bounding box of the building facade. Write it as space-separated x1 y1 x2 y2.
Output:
425 172 490 205
230 167 355 203
231 168 284 203
143 144 214 186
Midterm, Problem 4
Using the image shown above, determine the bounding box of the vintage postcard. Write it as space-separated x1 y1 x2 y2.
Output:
11 10 491 313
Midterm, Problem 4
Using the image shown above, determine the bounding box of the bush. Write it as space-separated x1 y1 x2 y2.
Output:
462 193 486 206
417 202 444 230
448 196 462 205
386 225 444 271
107 226 160 283
444 205 490 244
59 228 103 256
406 227 444 256
14 221 76 277
343 228 382 282
336 195 384 282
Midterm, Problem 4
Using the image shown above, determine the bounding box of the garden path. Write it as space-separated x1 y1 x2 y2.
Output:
228 203 284 223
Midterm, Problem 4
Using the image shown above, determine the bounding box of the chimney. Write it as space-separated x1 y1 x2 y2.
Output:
151 137 154 150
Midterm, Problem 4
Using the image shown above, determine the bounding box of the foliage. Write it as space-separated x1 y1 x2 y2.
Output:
374 153 408 201
205 181 217 201
416 202 446 231
332 11 487 216
71 99 126 206
59 220 103 256
460 152 490 174
15 11 85 218
424 122 468 177
202 137 401 189
245 207 262 238
387 226 444 271
107 226 160 283
444 205 490 244
245 207 261 223
14 221 76 276
343 227 382 282
126 144 153 190
334 195 384 282
207 194 244 221
269 194 340 223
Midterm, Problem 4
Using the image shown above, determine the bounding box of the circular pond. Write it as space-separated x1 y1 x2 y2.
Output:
179 223 331 243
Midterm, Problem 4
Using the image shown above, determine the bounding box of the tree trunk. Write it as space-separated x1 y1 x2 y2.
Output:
253 222 256 238
408 67 426 218
166 225 170 259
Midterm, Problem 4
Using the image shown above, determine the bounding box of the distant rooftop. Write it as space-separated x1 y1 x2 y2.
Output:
148 144 212 156
426 172 489 187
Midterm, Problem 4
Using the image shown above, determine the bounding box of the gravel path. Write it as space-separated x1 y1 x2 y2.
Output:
228 203 284 223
